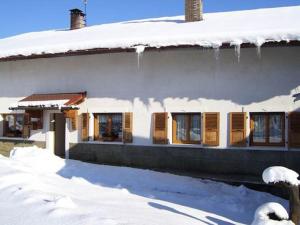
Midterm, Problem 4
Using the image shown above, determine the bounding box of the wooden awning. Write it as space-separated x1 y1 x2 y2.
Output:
9 92 86 110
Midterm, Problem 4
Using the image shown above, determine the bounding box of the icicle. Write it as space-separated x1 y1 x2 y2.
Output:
135 46 146 70
234 45 241 63
256 45 262 59
214 47 220 61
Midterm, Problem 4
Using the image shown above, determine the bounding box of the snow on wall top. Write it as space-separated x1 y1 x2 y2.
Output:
0 6 299 59
263 166 300 186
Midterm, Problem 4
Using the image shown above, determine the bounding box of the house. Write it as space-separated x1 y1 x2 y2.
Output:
0 1 300 177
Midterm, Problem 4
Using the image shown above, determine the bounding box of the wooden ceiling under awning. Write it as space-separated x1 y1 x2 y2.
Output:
9 92 87 110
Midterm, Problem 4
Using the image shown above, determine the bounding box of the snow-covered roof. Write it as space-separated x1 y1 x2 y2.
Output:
0 6 300 60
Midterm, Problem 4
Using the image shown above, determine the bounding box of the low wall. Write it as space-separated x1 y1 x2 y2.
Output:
0 139 46 157
69 144 300 181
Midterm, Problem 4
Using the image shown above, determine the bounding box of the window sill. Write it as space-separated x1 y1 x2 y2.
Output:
0 137 29 141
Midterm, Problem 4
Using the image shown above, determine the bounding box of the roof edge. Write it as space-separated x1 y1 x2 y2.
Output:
1 40 299 62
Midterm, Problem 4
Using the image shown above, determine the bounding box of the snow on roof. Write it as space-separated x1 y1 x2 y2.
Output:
263 166 300 186
251 202 294 225
0 6 299 60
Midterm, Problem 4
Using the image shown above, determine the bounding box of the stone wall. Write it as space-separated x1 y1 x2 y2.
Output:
69 143 300 181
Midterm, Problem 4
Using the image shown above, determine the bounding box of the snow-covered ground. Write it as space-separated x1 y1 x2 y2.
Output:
0 147 287 225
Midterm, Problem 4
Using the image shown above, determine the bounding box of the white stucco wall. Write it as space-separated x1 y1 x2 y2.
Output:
0 46 299 149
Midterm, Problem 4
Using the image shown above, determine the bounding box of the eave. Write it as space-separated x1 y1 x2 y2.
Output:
0 40 299 62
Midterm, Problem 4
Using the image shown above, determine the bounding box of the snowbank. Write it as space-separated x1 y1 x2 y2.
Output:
263 167 300 186
251 202 294 225
0 146 288 225
0 6 299 59
10 146 66 173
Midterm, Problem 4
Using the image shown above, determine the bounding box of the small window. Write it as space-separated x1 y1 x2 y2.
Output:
26 110 43 130
172 113 201 144
250 112 285 146
95 113 123 142
2 114 24 138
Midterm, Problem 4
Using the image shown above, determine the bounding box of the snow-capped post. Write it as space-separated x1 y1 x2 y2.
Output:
251 202 294 225
185 0 203 22
263 166 300 225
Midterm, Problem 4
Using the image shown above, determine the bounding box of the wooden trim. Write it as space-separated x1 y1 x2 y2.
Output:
1 41 299 62
172 113 201 144
250 112 285 147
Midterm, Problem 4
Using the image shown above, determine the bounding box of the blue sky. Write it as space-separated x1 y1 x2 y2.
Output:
1 0 299 39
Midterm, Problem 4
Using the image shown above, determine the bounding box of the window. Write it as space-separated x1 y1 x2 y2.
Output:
250 112 285 146
26 110 43 130
172 113 201 144
2 114 24 138
94 113 123 142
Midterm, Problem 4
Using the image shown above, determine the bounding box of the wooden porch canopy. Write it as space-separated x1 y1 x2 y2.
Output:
9 92 87 110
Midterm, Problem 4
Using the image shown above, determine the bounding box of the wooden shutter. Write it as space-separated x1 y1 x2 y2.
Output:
123 112 133 143
81 113 89 141
64 110 78 130
203 112 220 146
230 112 247 146
153 113 168 144
23 113 30 138
289 112 300 148
94 114 99 141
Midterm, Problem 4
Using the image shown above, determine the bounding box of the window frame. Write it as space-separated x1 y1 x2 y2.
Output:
94 113 123 142
250 112 285 147
2 113 25 138
172 113 202 145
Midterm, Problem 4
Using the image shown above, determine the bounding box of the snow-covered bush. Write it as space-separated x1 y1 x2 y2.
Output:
251 202 294 225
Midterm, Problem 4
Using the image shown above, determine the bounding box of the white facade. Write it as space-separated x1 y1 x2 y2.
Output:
0 46 299 149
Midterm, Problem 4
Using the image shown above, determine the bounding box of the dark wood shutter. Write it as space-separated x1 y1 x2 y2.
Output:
123 112 133 143
81 113 89 141
289 112 300 148
230 112 247 146
153 113 168 144
94 114 99 141
23 113 30 138
203 112 220 146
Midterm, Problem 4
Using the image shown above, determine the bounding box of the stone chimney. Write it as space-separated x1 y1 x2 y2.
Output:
70 9 86 30
185 0 203 22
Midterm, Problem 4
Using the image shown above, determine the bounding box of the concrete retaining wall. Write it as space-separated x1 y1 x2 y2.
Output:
69 143 300 179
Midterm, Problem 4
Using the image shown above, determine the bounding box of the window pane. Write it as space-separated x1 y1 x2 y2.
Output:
176 115 187 141
99 115 108 138
269 115 283 143
190 114 201 141
111 114 122 140
253 115 266 143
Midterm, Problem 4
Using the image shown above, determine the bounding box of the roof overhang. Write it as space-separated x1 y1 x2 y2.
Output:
9 92 86 111
1 40 299 62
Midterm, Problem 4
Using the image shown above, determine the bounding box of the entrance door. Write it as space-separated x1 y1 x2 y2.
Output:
54 113 66 158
